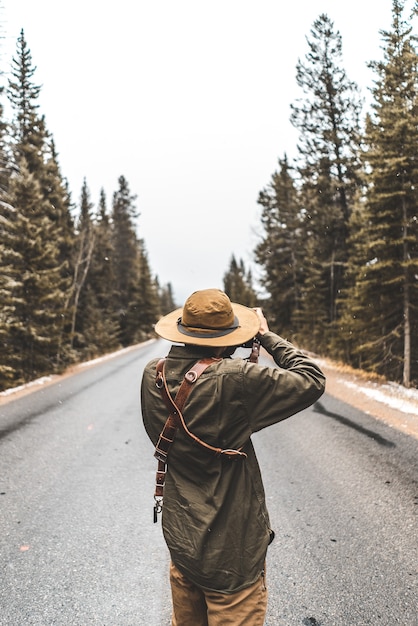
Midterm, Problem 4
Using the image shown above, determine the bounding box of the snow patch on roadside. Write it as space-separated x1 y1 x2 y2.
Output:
341 380 418 416
0 340 155 399
0 376 54 397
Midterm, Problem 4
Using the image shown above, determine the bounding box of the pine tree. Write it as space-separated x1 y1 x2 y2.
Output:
111 175 143 345
223 255 257 307
132 242 160 340
68 186 120 359
69 178 95 351
42 140 74 261
158 281 177 315
0 62 9 208
0 199 27 389
7 29 45 173
80 188 120 356
343 0 418 385
4 159 68 382
255 155 304 335
0 33 17 388
42 140 75 365
91 189 118 325
4 29 73 382
8 34 75 281
290 14 362 350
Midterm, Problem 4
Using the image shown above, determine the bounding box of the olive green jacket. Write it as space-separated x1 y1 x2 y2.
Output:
141 332 325 594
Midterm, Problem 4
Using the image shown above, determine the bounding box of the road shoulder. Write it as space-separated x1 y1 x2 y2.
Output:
317 358 418 440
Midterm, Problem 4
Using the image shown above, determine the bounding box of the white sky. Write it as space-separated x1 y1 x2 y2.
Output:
1 0 403 304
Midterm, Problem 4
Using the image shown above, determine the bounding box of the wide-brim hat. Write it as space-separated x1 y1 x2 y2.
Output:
154 288 260 347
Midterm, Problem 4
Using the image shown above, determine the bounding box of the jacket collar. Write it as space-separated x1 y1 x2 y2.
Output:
167 344 217 360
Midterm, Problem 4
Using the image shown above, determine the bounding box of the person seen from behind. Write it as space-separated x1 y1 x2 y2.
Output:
141 288 326 625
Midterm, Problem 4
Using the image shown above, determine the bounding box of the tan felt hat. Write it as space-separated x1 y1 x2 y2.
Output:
154 288 260 347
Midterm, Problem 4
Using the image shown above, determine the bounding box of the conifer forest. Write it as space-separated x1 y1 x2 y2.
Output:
1 0 418 391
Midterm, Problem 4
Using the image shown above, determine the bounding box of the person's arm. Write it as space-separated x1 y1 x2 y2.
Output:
243 308 326 432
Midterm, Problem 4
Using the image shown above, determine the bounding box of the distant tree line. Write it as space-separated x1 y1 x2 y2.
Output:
0 30 175 391
225 1 418 388
2 0 418 392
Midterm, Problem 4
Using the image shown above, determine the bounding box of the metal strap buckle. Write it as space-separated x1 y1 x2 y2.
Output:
184 370 198 383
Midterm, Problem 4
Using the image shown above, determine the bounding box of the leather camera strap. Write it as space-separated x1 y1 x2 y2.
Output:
153 357 247 522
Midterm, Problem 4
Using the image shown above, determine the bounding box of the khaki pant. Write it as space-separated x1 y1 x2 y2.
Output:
170 562 268 626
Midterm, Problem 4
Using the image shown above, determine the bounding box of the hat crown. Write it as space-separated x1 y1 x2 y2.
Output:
154 287 259 347
182 289 235 330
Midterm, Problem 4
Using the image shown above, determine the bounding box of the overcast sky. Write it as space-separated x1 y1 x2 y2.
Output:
2 0 401 304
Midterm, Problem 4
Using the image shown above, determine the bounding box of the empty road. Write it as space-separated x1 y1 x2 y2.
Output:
0 340 417 625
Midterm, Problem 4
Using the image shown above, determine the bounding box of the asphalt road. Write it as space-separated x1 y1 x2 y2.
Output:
0 340 417 626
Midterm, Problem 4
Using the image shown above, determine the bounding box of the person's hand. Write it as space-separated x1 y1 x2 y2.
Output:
253 307 269 336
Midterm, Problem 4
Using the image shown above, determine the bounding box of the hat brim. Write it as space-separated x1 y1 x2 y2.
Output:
154 302 260 347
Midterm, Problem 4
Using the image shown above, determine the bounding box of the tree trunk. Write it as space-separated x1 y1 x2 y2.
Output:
402 196 410 387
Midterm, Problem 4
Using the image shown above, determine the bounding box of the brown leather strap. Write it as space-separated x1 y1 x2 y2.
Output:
155 358 214 419
154 358 215 468
153 358 216 508
155 358 247 459
153 357 247 520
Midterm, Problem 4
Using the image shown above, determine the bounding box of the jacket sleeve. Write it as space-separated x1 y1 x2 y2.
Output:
243 331 326 433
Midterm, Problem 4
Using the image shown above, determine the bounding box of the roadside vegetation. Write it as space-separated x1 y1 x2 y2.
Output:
1 0 417 390
229 1 418 388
